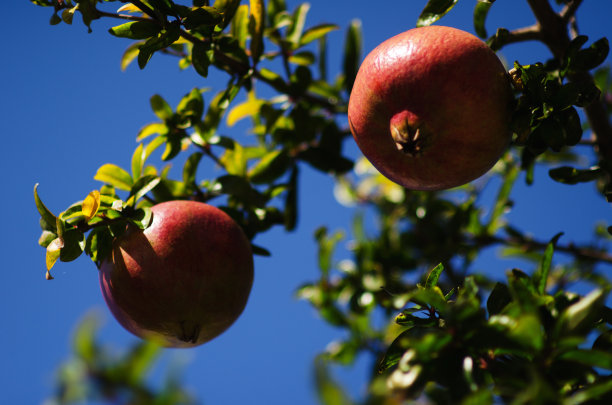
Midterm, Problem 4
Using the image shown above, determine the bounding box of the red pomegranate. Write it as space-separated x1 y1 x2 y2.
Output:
348 25 513 190
99 200 254 348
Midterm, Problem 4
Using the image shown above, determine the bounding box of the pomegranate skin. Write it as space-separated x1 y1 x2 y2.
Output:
99 200 254 348
348 26 513 190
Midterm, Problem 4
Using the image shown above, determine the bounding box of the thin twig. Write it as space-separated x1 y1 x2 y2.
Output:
560 0 584 22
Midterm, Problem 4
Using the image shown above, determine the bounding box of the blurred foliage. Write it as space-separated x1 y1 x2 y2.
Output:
44 315 196 405
31 0 612 404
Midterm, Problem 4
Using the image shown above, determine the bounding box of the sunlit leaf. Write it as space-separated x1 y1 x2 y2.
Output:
34 184 58 232
300 24 338 47
109 21 161 39
417 0 459 27
94 164 134 191
249 0 265 63
227 98 265 127
82 190 101 221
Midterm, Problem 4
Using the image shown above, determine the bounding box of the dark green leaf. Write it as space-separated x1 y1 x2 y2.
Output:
572 37 610 72
559 349 612 370
213 175 267 207
417 0 459 27
249 0 265 64
566 379 612 404
109 21 161 40
183 6 223 30
177 88 205 122
473 0 495 38
549 166 603 185
425 263 444 290
487 282 512 315
342 19 361 93
85 226 114 266
192 41 213 78
137 25 181 69
251 243 271 256
34 184 58 232
59 228 86 262
533 232 563 295
248 149 292 184
214 0 241 29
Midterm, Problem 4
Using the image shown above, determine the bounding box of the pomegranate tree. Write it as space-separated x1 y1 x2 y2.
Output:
348 25 514 190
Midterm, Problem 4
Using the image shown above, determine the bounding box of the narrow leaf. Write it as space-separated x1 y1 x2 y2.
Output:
343 19 362 93
34 184 58 232
249 0 265 64
425 263 444 290
533 232 563 295
287 3 310 47
227 99 265 127
300 24 338 47
131 143 145 181
121 41 144 71
473 0 495 38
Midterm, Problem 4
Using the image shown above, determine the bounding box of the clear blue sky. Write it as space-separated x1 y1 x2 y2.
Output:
2 1 611 404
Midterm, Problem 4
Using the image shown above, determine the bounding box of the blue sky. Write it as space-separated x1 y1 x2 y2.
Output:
2 1 611 404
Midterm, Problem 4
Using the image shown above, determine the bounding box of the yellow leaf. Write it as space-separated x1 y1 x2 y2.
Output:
226 99 264 127
117 3 142 13
82 190 101 221
46 237 64 272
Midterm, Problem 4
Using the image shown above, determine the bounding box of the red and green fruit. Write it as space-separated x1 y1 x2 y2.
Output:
348 25 513 191
99 200 254 348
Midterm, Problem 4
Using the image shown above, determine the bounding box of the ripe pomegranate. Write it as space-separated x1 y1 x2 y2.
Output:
348 26 513 190
99 200 254 348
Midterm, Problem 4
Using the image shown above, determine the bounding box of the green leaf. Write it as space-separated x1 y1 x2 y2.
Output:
566 379 612 405
533 232 563 295
85 226 114 266
61 6 77 25
34 184 58 232
38 230 56 248
138 25 181 69
128 175 161 205
183 152 204 185
249 0 265 64
300 24 338 47
109 21 162 40
183 6 223 30
177 88 205 123
286 3 310 47
342 19 361 93
123 340 162 384
121 41 145 71
59 228 86 263
214 0 242 29
191 41 213 78
231 4 249 48
487 282 512 315
559 349 612 370
248 149 291 184
549 166 603 185
314 227 344 276
425 263 444 290
288 51 315 66
557 289 607 337
473 0 495 38
150 94 173 121
417 0 459 27
314 357 354 405
213 175 267 206
94 164 134 191
131 143 145 181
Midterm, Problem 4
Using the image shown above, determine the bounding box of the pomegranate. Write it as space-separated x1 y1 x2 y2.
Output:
348 26 513 190
99 200 254 348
